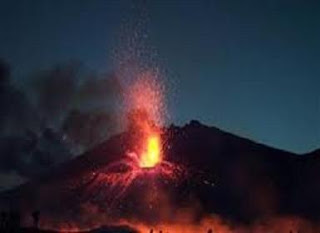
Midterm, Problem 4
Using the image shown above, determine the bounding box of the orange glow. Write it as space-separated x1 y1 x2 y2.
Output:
139 134 161 168
117 216 234 233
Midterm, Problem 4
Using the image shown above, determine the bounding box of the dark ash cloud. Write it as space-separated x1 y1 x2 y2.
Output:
0 59 122 188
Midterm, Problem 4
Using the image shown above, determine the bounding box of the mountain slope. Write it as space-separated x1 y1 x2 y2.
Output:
1 120 319 227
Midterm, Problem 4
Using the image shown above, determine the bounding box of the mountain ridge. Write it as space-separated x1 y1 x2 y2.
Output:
1 120 320 226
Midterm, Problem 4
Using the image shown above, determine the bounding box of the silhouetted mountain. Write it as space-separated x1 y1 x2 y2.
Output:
1 120 320 228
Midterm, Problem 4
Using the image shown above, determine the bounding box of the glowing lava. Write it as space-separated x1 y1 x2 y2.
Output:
139 133 161 168
126 107 164 170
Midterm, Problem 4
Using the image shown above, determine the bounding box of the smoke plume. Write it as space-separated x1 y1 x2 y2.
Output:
0 59 121 188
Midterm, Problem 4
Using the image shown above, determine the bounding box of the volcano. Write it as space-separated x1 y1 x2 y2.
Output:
1 120 320 231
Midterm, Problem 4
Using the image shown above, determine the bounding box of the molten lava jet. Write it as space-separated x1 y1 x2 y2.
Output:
139 134 161 168
125 72 166 169
127 107 163 170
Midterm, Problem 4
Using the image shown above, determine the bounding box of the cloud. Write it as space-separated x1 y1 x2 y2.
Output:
0 59 122 187
62 110 117 152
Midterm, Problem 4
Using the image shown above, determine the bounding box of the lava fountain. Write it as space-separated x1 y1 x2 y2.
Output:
125 71 166 169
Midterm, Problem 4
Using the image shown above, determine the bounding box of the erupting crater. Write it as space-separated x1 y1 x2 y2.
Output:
79 74 186 209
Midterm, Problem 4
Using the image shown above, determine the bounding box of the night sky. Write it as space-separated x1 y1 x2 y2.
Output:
0 0 319 154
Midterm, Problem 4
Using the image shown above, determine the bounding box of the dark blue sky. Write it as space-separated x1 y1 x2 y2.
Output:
0 0 319 153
